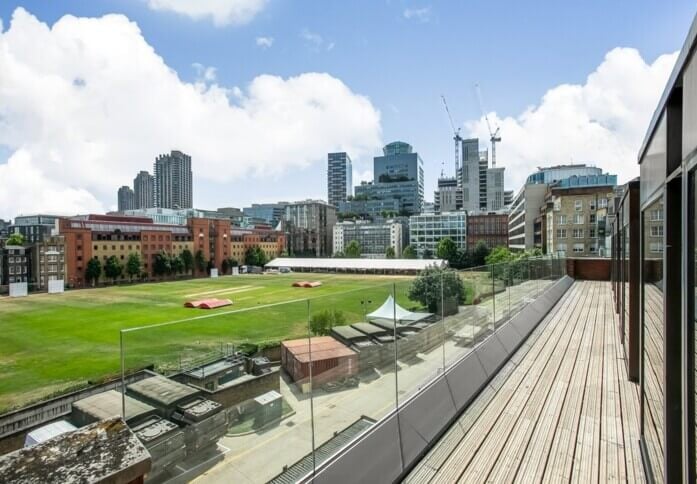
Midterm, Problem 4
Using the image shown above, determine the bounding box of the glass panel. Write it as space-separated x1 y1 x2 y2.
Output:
693 170 697 479
121 298 314 483
642 194 665 481
307 281 398 467
395 270 447 402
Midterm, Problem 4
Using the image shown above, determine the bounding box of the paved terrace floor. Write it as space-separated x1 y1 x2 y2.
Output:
405 281 645 484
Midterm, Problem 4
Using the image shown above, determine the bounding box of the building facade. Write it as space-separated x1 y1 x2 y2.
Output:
284 200 337 257
433 176 461 213
337 197 401 220
1 245 30 284
409 212 467 258
332 221 403 258
230 227 286 264
466 213 508 249
542 176 617 257
371 141 425 215
133 171 155 209
242 203 287 226
460 138 480 212
32 235 66 288
327 152 353 207
486 167 505 211
154 150 193 209
9 215 60 244
117 186 135 212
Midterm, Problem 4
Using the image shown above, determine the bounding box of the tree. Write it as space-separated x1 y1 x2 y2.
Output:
451 249 471 270
207 258 215 275
485 246 514 266
6 233 24 245
385 246 396 259
228 257 238 267
436 237 459 264
408 267 464 313
345 240 361 258
125 253 141 281
471 241 491 267
221 258 229 275
244 246 267 266
181 248 194 274
310 309 347 336
422 248 434 260
104 256 123 283
333 251 345 258
170 255 184 275
85 257 102 286
402 245 416 259
153 251 171 277
194 250 206 273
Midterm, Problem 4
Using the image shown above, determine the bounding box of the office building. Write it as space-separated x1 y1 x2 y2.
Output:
467 213 508 249
327 152 353 207
433 176 462 213
332 221 403 258
508 165 607 251
409 212 467 258
284 200 337 257
486 167 505 212
460 138 481 212
134 171 155 209
117 186 135 212
542 174 617 257
370 141 425 215
154 150 193 209
10 215 60 244
504 190 514 207
337 197 401 220
242 203 287 226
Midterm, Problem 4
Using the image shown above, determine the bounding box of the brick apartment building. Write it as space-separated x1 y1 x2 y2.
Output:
466 213 508 249
58 214 284 286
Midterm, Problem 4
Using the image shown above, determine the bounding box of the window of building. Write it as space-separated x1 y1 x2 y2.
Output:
650 208 663 221
589 228 596 238
589 244 597 254
573 228 584 238
650 242 664 253
650 225 664 237
553 199 561 211
556 229 567 239
558 215 567 225
590 214 596 224
573 214 584 225
575 200 583 211
599 198 608 208
573 243 584 253
589 199 596 211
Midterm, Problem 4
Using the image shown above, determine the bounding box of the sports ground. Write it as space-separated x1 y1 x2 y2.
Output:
0 273 418 413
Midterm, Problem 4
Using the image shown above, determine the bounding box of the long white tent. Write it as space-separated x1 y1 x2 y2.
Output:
265 257 446 274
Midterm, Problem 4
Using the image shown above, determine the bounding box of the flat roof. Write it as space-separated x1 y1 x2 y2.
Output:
282 336 356 363
331 325 370 341
266 257 446 271
351 322 389 336
128 375 199 406
73 390 155 422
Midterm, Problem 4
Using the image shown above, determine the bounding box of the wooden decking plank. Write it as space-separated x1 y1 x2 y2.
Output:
455 283 590 482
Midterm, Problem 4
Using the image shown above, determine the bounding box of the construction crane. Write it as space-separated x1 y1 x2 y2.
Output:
441 95 462 184
475 83 501 167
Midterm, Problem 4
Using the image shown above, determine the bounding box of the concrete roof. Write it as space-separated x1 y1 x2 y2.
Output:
331 325 370 341
266 257 446 271
128 374 199 407
351 322 389 336
73 390 155 422
0 418 151 483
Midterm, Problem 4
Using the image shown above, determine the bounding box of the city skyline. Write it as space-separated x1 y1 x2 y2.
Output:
0 1 693 219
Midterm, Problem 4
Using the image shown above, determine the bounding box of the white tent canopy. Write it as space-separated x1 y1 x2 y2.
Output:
367 295 414 321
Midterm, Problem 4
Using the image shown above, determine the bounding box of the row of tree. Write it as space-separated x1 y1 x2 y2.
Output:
333 240 417 259
433 238 491 269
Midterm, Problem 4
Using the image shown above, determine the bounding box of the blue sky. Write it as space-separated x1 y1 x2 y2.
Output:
0 1 694 215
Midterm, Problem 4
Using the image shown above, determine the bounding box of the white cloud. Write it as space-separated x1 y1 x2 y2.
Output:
300 29 334 52
192 62 217 82
465 47 677 189
403 7 431 23
0 8 382 219
255 36 273 49
144 0 267 26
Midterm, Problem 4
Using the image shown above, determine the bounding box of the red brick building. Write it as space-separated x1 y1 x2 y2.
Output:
466 213 509 250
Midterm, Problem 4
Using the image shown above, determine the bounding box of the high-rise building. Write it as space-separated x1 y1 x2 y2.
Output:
370 141 424 215
434 176 461 213
117 186 135 212
133 171 155 209
327 152 353 207
154 150 193 209
486 167 505 211
460 138 481 212
242 203 288 226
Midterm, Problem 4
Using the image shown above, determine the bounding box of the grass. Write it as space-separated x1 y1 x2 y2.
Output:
0 273 417 413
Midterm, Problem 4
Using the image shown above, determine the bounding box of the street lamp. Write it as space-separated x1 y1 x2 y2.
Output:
360 299 372 322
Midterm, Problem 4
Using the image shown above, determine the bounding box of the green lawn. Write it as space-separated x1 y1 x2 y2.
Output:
0 273 417 413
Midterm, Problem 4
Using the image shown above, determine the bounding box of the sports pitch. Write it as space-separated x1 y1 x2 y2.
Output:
0 273 417 413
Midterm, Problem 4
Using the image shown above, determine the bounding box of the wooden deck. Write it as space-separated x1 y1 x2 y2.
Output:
404 281 645 484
